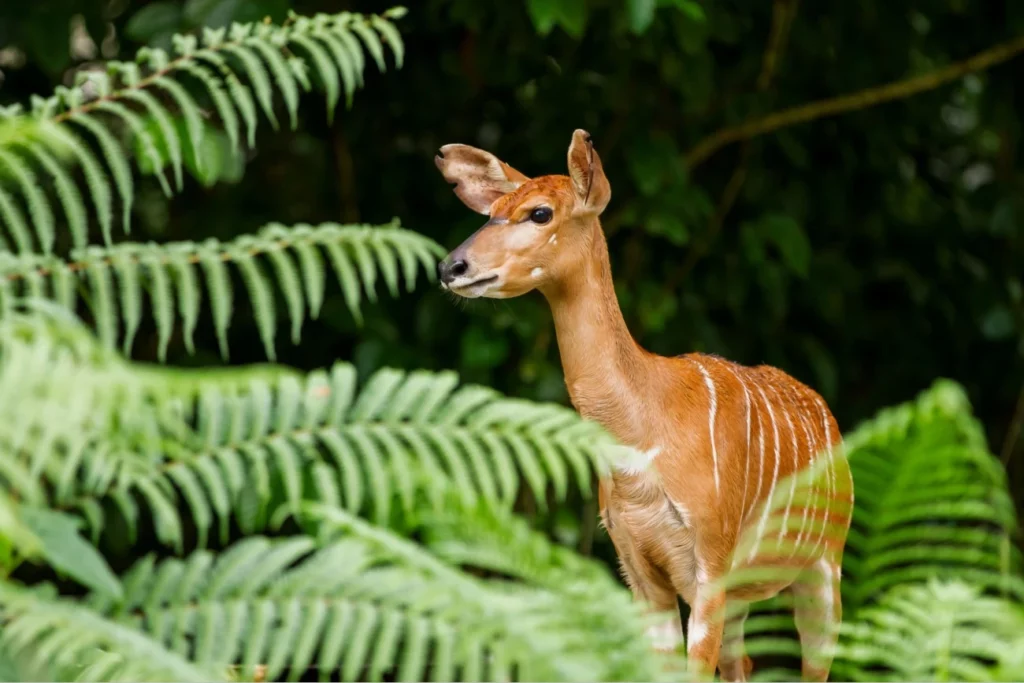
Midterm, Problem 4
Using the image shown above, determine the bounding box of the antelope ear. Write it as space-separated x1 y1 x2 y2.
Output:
434 144 530 215
566 129 611 216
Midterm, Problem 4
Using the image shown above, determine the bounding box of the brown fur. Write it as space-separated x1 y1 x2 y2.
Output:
435 130 853 681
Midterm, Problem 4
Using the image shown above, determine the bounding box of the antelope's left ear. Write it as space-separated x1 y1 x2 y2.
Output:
435 144 530 215
567 129 611 216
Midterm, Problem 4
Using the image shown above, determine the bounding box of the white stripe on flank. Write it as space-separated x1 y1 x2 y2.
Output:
749 385 781 562
816 397 836 552
750 390 766 525
724 365 753 521
778 409 801 556
694 361 721 497
794 413 817 551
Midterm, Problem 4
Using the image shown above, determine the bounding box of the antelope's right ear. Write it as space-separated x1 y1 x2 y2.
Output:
567 129 611 216
435 144 530 215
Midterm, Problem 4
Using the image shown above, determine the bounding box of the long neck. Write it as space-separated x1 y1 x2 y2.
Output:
542 223 654 443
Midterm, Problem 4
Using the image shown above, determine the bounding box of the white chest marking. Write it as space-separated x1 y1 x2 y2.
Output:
605 444 662 474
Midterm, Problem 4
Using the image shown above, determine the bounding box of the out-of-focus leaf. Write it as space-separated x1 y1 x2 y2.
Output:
125 2 183 43
757 213 811 277
526 0 587 37
982 305 1015 340
19 507 123 600
627 0 657 33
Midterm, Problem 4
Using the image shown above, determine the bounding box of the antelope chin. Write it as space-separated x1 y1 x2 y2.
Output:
447 274 500 299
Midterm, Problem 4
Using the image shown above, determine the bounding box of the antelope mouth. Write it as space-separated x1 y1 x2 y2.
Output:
447 274 499 298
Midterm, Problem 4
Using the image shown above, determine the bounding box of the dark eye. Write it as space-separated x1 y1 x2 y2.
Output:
529 207 553 224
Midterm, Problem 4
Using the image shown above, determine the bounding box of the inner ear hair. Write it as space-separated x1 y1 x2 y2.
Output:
567 128 611 215
582 134 594 205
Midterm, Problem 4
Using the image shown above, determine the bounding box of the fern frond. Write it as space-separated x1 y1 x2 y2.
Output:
841 379 1024 607
0 219 443 360
834 580 1024 682
98 362 607 549
0 306 612 551
86 519 666 683
0 579 223 682
0 9 405 246
727 380 1024 681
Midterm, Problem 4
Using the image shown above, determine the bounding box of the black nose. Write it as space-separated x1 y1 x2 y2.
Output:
437 258 468 285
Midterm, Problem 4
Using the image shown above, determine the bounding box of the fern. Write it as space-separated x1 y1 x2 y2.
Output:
0 579 223 682
0 306 615 551
0 219 444 360
835 580 1024 682
0 8 406 250
721 379 1024 681
841 379 1023 606
87 361 612 550
73 513 670 683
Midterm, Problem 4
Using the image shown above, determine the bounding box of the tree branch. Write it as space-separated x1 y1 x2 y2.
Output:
684 33 1024 170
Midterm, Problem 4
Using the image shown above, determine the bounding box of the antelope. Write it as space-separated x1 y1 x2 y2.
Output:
434 129 854 681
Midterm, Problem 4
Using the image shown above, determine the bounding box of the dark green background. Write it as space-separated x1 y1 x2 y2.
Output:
2 0 1022 534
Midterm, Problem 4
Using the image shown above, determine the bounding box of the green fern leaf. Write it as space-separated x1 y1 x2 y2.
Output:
141 247 175 361
350 21 388 73
0 149 54 254
123 90 184 192
179 62 241 151
169 247 201 354
347 230 379 302
292 234 326 318
247 39 301 130
82 250 118 348
323 239 363 323
316 33 359 108
70 114 134 234
225 74 258 148
198 246 234 358
234 249 277 360
842 379 1023 608
263 243 305 344
27 145 90 248
334 26 366 83
0 186 31 253
152 77 206 173
94 101 173 198
0 579 222 682
110 248 143 355
223 45 279 130
289 34 340 123
836 580 1024 682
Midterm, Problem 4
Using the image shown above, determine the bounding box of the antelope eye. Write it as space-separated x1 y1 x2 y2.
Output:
529 207 553 224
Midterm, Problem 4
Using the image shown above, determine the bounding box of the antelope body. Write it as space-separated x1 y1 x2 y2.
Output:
435 130 853 681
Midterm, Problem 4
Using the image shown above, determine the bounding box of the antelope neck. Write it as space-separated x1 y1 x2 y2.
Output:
542 222 654 440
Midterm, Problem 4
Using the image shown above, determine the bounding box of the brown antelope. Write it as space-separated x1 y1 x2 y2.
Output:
434 129 854 681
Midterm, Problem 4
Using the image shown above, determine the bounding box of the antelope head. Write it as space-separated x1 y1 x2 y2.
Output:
435 129 611 299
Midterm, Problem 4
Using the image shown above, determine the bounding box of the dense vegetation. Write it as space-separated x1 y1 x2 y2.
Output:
0 1 1022 681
